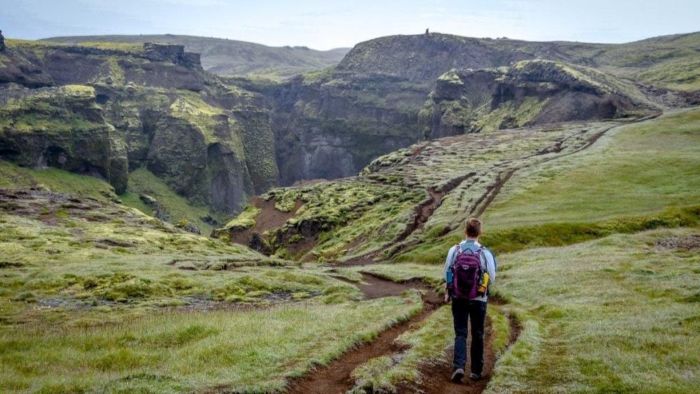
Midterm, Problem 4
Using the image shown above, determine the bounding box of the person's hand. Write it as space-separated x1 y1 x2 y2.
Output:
443 292 450 304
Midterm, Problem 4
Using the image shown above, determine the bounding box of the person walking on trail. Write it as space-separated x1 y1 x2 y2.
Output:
443 217 497 383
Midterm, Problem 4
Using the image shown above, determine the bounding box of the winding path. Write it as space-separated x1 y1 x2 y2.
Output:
284 274 520 394
283 116 661 393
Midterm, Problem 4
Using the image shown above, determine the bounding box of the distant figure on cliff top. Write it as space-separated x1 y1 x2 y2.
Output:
425 28 430 35
0 30 6 52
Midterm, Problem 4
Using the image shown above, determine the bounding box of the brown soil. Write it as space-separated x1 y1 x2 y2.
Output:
229 196 303 252
656 235 700 251
285 274 521 394
471 168 516 217
285 274 442 394
410 297 522 394
384 172 476 260
350 273 432 299
407 320 497 394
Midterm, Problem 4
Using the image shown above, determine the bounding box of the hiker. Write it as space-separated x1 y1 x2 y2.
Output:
443 217 497 383
0 30 5 52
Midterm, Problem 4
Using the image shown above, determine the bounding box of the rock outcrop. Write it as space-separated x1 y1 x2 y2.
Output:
426 60 659 136
261 72 425 185
0 85 128 192
0 41 278 216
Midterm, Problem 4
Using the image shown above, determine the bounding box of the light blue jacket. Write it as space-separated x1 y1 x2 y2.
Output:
443 239 497 302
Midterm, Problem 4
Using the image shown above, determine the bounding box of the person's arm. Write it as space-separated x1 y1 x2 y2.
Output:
443 245 456 302
483 249 496 285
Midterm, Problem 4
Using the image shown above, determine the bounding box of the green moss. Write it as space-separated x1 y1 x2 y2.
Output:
123 167 219 234
222 205 261 231
168 91 246 159
0 160 116 201
76 41 144 52
104 57 126 85
257 180 422 261
59 84 96 97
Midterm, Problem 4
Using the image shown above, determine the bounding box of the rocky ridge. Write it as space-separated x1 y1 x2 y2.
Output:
0 40 278 222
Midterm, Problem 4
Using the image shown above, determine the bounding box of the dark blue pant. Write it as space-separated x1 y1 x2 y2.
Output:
451 299 487 374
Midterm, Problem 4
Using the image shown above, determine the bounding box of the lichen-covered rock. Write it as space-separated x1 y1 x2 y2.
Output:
0 40 279 218
252 71 427 185
426 60 659 136
0 85 128 193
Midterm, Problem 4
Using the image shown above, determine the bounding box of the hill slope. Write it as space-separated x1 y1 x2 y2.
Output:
337 31 700 91
42 34 349 79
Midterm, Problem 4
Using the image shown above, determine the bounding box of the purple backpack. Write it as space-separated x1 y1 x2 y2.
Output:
450 245 483 300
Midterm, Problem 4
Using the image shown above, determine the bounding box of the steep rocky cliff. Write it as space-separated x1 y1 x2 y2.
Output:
3 31 699 230
427 60 659 136
44 34 350 79
257 72 426 184
0 40 278 221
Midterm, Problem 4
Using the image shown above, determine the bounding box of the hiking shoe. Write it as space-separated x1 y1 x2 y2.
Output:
451 368 464 383
469 372 482 381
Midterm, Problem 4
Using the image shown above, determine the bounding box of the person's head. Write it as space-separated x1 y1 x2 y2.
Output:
465 217 482 239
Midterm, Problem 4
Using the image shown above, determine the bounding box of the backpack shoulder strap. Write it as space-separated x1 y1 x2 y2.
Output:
476 247 487 270
452 243 461 259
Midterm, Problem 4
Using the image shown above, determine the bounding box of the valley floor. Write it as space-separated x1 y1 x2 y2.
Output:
1 109 699 393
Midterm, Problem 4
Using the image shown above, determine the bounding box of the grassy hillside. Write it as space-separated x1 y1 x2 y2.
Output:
352 227 700 392
0 177 427 392
489 228 700 392
3 28 700 394
42 34 349 79
485 108 700 229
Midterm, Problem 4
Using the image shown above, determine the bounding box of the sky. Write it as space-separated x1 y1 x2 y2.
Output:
1 0 698 50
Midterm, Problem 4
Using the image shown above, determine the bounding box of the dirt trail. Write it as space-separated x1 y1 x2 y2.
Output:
285 274 442 394
411 298 521 394
285 274 522 394
285 117 663 393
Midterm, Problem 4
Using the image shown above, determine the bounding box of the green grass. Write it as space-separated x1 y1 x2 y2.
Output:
349 306 454 392
220 205 261 231
638 59 700 91
349 305 513 392
250 180 423 261
346 227 700 392
0 187 435 393
485 108 700 229
486 228 700 393
396 205 700 263
0 160 116 201
395 108 700 263
0 190 299 324
123 168 219 234
0 293 422 393
343 262 513 392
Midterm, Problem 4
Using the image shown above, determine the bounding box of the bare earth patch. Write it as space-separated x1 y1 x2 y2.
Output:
655 235 700 251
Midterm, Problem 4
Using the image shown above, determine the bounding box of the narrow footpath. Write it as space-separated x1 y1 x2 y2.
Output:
285 274 520 394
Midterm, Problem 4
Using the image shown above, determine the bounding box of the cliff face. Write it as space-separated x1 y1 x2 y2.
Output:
2 32 697 224
262 73 426 184
0 42 278 217
427 60 659 136
0 84 128 193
